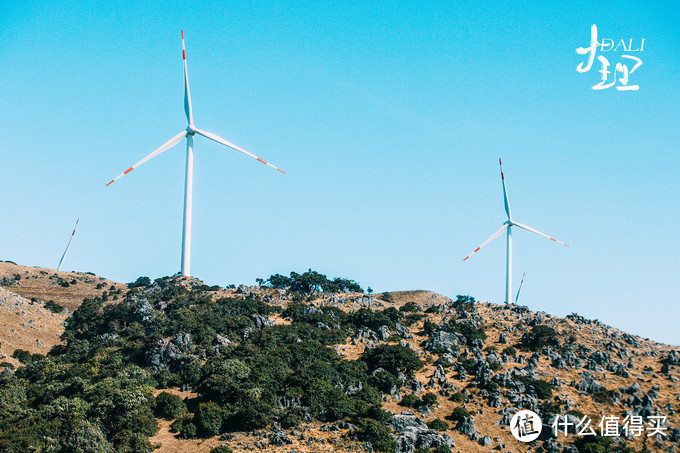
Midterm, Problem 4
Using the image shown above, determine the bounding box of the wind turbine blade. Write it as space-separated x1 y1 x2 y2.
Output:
194 128 286 173
463 224 509 261
182 31 193 125
57 219 79 271
515 272 525 304
499 158 512 220
513 222 570 247
105 131 187 186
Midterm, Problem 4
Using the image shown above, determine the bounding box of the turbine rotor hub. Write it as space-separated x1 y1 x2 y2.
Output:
186 124 196 135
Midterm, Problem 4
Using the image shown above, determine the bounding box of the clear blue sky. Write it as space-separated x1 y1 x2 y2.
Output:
2 1 679 344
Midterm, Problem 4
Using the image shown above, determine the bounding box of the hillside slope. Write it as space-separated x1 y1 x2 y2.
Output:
0 264 678 453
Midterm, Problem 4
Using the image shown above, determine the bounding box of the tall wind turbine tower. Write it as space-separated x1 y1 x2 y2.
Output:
463 159 569 304
106 32 285 276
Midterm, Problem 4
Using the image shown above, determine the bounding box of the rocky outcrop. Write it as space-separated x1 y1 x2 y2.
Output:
390 413 455 453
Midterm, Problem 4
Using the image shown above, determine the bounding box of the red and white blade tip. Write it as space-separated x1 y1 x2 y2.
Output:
462 247 480 261
259 157 286 173
552 238 570 247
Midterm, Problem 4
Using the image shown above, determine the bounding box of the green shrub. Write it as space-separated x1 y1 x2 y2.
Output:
128 276 151 289
195 402 224 437
449 392 466 403
262 270 363 293
11 349 40 364
399 302 420 312
111 429 154 453
520 325 559 351
452 295 476 312
444 321 486 344
44 300 64 314
515 376 553 400
489 361 502 372
362 344 423 375
400 313 425 327
573 435 613 453
179 422 197 439
279 407 305 429
592 389 615 405
400 393 421 408
155 392 187 420
64 419 114 453
421 393 438 407
356 418 397 453
426 418 449 431
447 407 471 423
351 307 401 330
210 447 233 453
369 369 399 393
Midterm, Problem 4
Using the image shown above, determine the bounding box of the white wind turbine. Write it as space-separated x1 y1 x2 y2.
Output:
57 219 79 272
106 31 285 277
463 159 569 304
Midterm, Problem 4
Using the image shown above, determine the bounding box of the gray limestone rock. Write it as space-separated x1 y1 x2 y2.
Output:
251 314 275 329
479 435 493 447
390 414 428 433
378 325 391 340
425 331 467 354
455 417 477 436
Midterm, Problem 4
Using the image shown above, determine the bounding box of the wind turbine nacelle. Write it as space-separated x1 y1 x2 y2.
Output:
186 125 196 135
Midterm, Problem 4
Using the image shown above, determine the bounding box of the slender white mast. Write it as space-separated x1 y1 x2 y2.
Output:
181 134 194 276
506 224 512 304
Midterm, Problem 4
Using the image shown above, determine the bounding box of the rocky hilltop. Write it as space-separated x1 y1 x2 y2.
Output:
0 263 678 453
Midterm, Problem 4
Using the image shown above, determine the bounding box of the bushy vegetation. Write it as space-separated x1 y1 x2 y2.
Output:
514 376 553 400
258 269 363 293
572 435 636 453
44 300 65 313
0 273 416 451
155 392 187 420
362 344 423 375
355 418 397 452
210 447 234 453
519 325 560 351
426 418 449 431
447 406 472 422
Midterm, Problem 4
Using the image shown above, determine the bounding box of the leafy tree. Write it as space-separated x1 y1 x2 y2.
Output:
195 402 224 437
155 392 187 420
356 418 397 453
426 419 449 431
362 344 423 375
421 393 438 407
63 419 114 453
520 325 560 351
262 270 363 293
45 300 65 313
447 407 471 422
514 376 553 399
